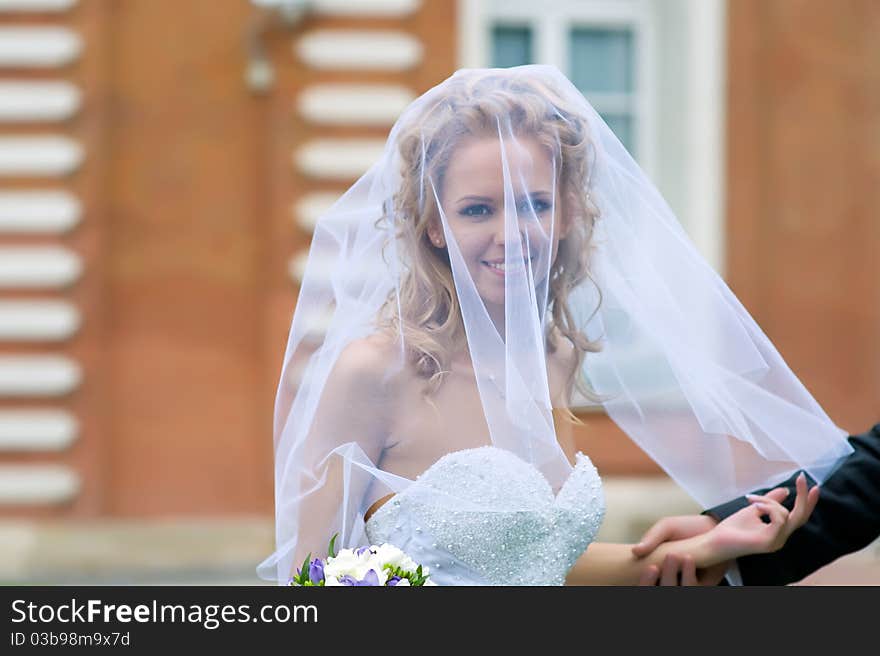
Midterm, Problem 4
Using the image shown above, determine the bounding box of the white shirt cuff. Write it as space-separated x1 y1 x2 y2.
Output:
724 561 743 586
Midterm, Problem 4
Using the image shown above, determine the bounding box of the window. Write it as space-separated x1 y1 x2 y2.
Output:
569 27 636 152
465 0 648 160
491 25 532 68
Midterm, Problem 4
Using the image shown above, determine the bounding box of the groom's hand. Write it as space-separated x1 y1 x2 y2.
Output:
632 515 718 558
632 517 723 586
637 554 729 586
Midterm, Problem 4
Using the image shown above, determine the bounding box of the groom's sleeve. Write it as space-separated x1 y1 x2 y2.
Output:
704 424 880 585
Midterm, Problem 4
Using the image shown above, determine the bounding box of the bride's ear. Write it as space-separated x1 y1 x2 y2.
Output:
427 219 446 248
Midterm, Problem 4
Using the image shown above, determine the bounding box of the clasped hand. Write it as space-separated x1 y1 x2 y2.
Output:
632 473 820 585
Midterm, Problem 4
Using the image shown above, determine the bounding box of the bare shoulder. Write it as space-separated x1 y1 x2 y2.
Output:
311 332 398 450
331 332 402 391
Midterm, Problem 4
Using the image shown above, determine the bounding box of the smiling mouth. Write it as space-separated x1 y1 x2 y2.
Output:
481 256 535 274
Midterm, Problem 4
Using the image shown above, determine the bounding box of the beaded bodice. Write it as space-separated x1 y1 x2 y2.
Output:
365 446 605 585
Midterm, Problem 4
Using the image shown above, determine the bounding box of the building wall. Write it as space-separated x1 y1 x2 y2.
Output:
1 0 877 524
726 0 880 436
1 0 109 517
0 0 457 518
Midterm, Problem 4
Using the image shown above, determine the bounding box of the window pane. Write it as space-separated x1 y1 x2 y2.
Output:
570 28 633 93
491 25 532 68
600 113 633 151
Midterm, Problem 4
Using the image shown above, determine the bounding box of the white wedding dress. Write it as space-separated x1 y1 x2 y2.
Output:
364 446 605 585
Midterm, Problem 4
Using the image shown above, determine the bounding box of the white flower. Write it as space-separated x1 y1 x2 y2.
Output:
373 543 420 573
323 548 360 580
322 543 433 585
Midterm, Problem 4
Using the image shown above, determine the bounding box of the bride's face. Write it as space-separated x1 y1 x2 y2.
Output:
434 134 566 310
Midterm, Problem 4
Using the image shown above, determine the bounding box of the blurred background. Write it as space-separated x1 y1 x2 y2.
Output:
0 0 877 584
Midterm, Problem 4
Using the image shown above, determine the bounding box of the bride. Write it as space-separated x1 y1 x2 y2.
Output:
257 65 852 585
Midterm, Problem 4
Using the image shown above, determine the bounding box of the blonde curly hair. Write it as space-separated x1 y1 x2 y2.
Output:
376 70 603 418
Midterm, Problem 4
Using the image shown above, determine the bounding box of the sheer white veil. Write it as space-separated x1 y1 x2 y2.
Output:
257 65 852 584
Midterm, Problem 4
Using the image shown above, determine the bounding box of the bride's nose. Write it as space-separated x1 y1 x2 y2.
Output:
491 214 528 248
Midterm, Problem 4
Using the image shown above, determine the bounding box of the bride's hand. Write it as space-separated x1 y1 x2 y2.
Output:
705 473 820 563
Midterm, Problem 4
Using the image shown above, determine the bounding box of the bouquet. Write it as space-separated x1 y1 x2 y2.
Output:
289 535 437 586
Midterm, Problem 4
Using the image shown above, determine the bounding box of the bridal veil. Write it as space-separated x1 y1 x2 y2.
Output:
257 65 852 583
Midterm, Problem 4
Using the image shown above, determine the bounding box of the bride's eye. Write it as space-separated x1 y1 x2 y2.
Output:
459 203 493 218
516 198 552 216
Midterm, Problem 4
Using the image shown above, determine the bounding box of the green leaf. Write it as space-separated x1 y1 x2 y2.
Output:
328 533 338 559
298 553 311 585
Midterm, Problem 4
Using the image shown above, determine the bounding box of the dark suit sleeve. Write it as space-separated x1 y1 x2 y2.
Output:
704 424 880 585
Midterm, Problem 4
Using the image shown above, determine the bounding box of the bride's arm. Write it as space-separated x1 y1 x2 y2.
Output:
283 336 396 577
565 536 717 585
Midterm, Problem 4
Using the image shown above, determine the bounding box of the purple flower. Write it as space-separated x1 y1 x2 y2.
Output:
308 558 324 585
386 575 402 586
360 569 381 586
356 546 371 557
338 569 381 586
